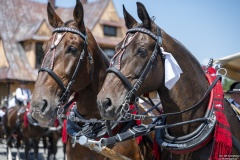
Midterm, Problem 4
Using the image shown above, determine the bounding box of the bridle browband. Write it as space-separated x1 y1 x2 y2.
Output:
38 27 93 105
107 27 164 117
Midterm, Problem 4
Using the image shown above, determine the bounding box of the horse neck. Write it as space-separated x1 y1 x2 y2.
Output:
159 29 209 134
76 31 109 119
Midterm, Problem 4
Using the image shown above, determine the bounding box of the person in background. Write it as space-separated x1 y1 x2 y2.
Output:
225 82 240 121
0 106 6 119
226 82 240 108
8 92 16 109
15 81 31 107
0 105 7 143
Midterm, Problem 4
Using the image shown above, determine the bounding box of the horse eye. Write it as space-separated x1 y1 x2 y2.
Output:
67 46 77 53
137 47 147 57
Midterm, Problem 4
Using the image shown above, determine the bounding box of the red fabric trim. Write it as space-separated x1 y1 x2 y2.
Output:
24 102 30 128
153 139 161 160
62 120 68 144
62 102 74 144
207 67 232 160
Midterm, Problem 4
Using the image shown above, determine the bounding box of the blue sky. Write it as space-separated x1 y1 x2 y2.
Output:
32 0 240 65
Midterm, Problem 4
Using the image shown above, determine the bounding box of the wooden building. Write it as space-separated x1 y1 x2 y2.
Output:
0 0 126 103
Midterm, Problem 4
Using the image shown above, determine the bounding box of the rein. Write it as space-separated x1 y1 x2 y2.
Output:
91 27 220 153
38 27 93 105
99 72 219 146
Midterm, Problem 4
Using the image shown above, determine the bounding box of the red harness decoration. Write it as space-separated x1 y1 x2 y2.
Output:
153 140 161 160
62 119 68 144
23 102 30 128
207 67 232 160
62 102 74 144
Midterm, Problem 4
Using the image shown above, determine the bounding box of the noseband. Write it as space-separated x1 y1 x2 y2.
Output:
106 27 164 117
39 27 93 104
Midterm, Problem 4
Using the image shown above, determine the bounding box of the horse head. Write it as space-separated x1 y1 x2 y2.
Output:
97 2 165 120
31 0 95 127
97 2 207 123
96 2 240 159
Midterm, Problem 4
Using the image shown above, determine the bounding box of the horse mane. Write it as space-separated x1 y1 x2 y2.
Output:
171 35 201 65
160 28 203 70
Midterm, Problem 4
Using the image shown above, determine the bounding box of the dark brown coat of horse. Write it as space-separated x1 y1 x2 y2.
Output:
30 0 152 159
97 2 240 160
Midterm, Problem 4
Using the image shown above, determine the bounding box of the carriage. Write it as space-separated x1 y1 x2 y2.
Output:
28 1 240 160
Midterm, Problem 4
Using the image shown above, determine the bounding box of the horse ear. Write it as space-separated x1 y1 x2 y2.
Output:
123 5 137 29
47 2 63 28
73 0 85 32
136 2 151 29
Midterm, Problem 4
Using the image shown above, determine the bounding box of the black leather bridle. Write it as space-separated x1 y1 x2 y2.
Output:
39 27 93 105
107 27 164 118
99 28 218 152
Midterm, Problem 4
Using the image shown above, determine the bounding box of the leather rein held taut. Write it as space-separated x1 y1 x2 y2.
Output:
39 27 93 106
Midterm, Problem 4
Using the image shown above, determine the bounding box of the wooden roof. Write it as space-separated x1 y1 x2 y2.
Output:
0 0 121 82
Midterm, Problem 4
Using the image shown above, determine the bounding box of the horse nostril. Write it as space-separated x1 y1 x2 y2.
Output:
102 98 112 110
41 100 48 113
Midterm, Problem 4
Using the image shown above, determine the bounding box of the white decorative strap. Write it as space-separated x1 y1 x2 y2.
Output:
161 47 183 90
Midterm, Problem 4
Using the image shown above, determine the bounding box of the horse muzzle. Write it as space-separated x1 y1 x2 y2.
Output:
31 109 56 127
97 98 122 120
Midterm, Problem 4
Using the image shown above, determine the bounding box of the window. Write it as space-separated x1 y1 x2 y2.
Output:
102 48 115 59
35 42 44 68
103 25 117 37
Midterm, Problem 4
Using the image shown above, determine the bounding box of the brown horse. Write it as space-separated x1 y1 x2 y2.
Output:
3 102 62 160
97 2 240 160
3 105 46 160
30 1 152 159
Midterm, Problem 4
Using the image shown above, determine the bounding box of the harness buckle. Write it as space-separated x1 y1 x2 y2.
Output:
132 124 148 133
78 136 105 152
71 136 77 148
57 107 64 116
120 102 130 118
132 114 145 120
68 111 76 122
